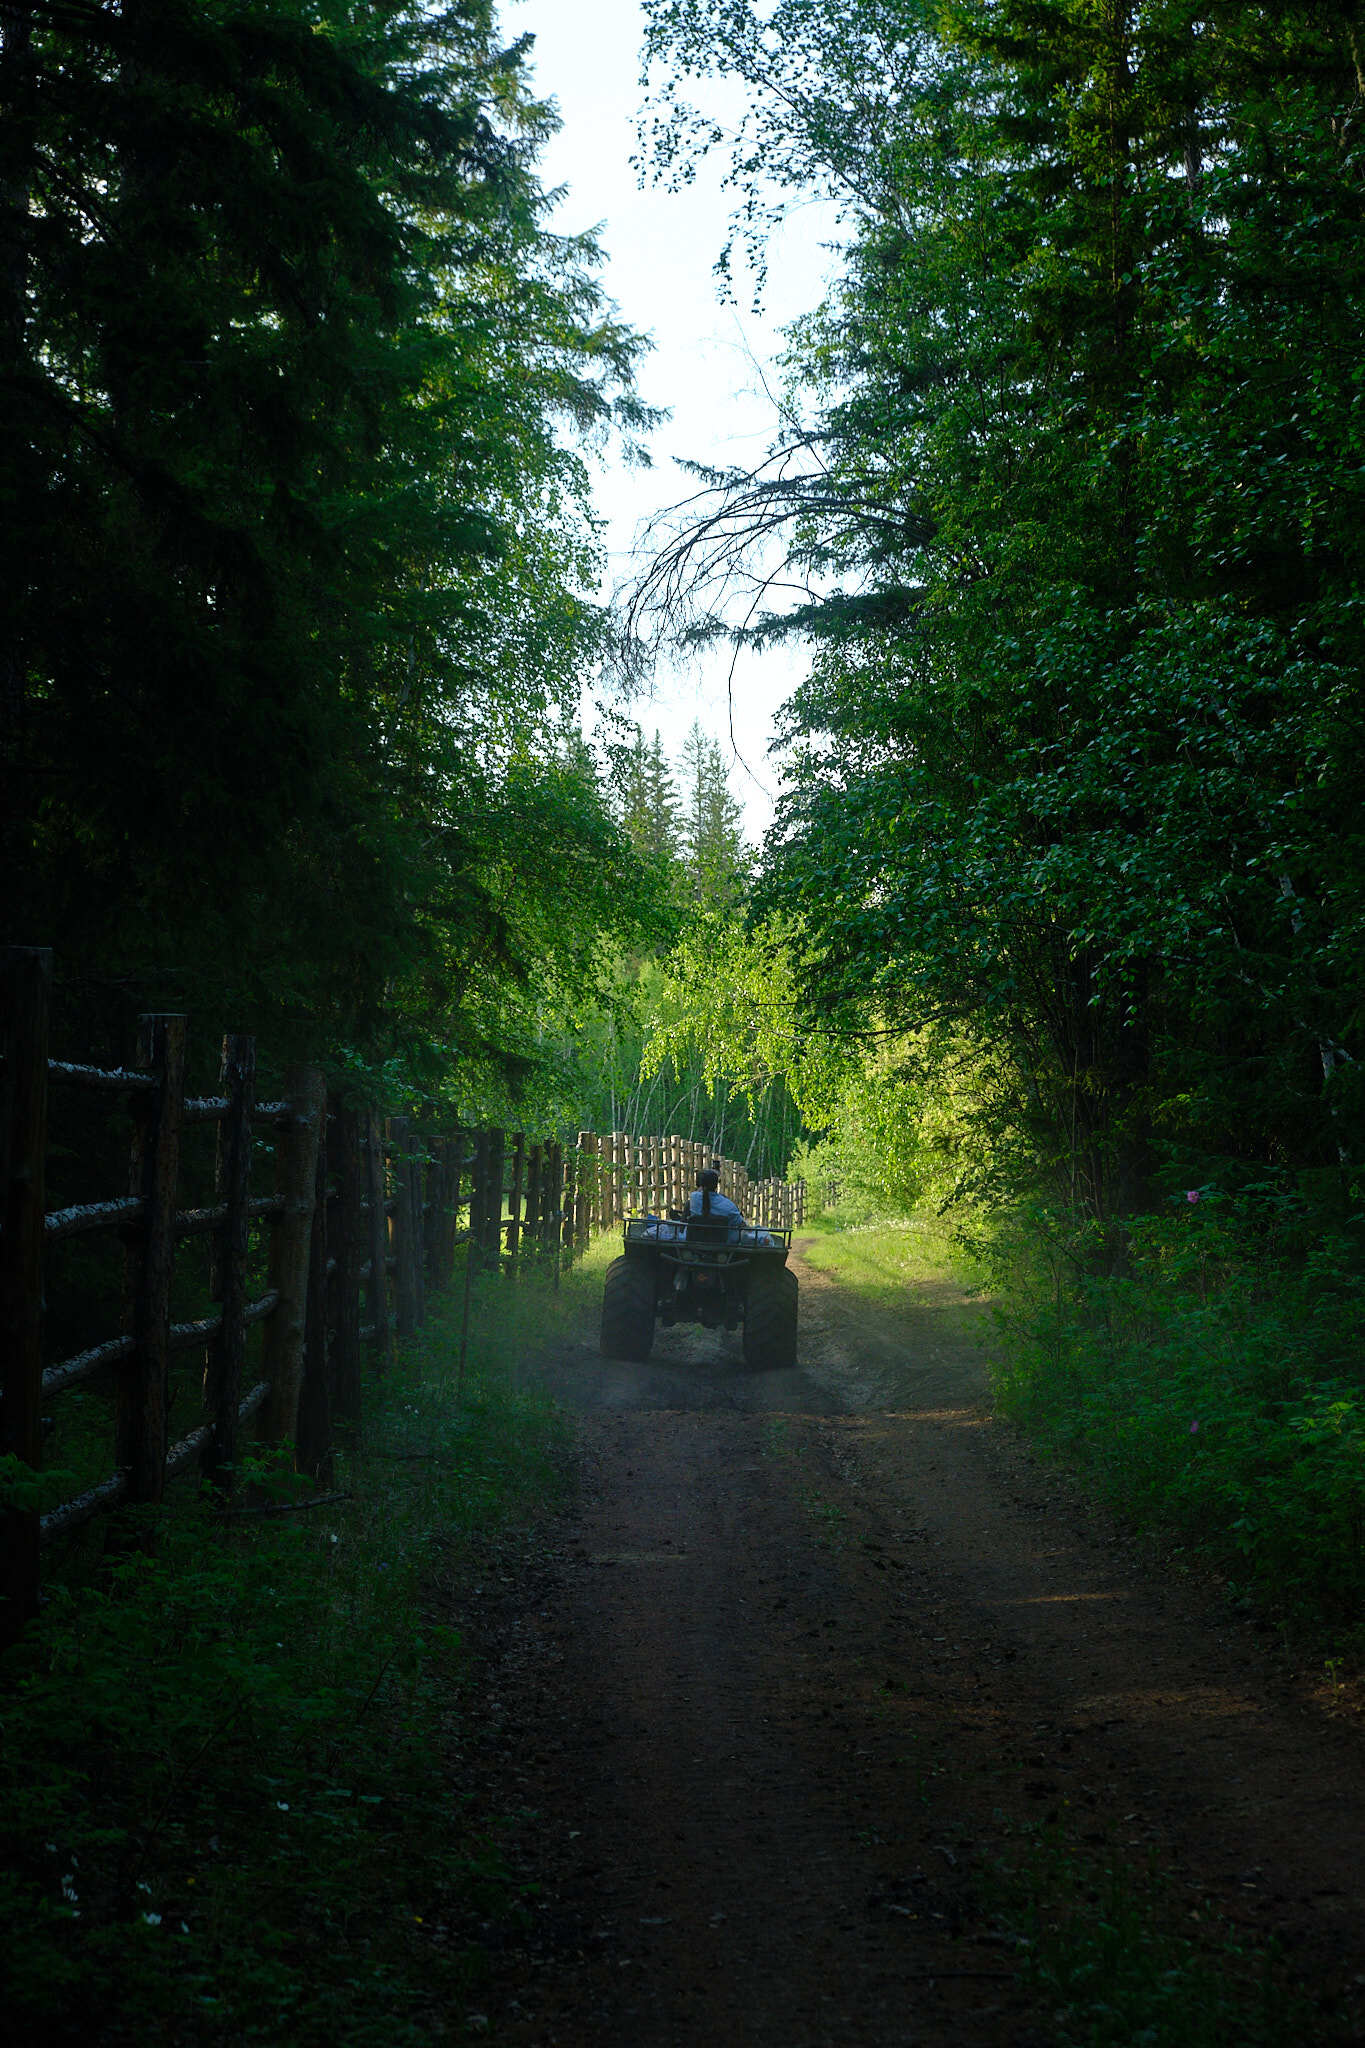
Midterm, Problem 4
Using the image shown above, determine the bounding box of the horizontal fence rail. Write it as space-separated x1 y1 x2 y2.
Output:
0 947 805 1641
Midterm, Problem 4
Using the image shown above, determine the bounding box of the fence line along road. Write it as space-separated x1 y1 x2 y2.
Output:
0 947 805 1642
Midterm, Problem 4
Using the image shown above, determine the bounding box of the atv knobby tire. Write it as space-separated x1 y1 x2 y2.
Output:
600 1254 656 1361
743 1262 798 1370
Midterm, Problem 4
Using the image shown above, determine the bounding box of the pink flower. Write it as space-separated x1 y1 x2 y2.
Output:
1185 1189 1201 1203
1189 1420 1200 1434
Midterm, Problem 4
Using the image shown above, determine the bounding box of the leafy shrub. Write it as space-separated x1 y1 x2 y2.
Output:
986 1192 1365 1631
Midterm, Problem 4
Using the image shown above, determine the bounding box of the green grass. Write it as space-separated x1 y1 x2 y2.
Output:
797 1211 984 1306
0 1253 587 2047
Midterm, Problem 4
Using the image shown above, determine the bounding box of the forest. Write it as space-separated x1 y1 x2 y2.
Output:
4 0 1365 2041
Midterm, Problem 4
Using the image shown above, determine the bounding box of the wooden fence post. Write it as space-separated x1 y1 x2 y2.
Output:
468 1129 487 1270
0 946 51 1642
524 1143 542 1260
331 1103 363 1425
411 1143 427 1326
295 1109 332 1481
484 1130 506 1269
575 1132 595 1249
441 1135 461 1284
547 1141 563 1283
261 1066 325 1448
542 1142 558 1254
506 1131 525 1260
204 1032 255 1485
562 1144 577 1257
119 1013 187 1506
421 1138 441 1290
390 1116 418 1339
364 1110 391 1370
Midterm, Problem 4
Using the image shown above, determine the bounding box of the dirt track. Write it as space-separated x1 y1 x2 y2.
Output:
452 1240 1365 2044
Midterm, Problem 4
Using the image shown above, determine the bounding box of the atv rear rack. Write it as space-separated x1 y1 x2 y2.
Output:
623 1217 792 1256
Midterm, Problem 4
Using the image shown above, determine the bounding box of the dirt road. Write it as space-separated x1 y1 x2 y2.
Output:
454 1240 1365 2045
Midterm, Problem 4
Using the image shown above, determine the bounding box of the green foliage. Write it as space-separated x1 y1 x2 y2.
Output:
3 0 663 1082
564 722 812 1172
0 1276 573 2045
640 0 1365 1216
795 1211 983 1314
635 906 829 1174
0 1455 78 1514
985 1193 1365 1630
993 1822 1305 2048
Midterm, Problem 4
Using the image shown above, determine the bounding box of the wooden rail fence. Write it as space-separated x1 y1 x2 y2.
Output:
0 948 805 1640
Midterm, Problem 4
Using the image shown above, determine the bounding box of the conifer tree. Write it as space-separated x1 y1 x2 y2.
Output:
679 721 748 914
617 728 683 869
1 0 658 1078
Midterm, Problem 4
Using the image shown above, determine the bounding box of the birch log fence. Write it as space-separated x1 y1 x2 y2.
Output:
0 947 805 1641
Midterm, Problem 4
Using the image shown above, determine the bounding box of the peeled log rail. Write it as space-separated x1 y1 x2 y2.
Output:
48 1059 156 1095
43 1334 137 1396
39 1382 270 1544
45 1196 143 1240
43 1192 283 1243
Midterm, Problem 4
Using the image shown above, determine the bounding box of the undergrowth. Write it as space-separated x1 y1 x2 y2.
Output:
991 1822 1309 2048
0 1252 591 2046
981 1191 1365 1643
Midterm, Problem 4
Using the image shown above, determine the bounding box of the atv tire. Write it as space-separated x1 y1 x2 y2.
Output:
600 1254 656 1361
743 1262 798 1370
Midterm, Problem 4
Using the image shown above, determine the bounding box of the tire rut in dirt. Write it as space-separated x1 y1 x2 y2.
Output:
470 1413 1034 2048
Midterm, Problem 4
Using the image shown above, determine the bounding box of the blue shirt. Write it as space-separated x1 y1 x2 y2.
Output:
688 1189 745 1240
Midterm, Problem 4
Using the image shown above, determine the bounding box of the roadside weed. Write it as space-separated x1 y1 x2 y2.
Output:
991 1823 1307 2048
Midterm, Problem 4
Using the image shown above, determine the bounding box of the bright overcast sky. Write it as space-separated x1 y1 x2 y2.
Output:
503 0 840 838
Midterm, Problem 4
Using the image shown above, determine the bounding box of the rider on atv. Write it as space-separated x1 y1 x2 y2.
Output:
687 1165 744 1242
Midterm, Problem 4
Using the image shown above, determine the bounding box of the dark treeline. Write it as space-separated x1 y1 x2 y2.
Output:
2 0 666 1103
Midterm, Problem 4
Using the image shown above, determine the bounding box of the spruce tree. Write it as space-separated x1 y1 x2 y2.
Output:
679 721 748 914
617 728 683 869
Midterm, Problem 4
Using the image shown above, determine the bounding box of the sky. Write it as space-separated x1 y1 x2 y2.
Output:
502 0 840 838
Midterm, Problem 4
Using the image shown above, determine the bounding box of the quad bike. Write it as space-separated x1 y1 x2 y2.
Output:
599 1212 799 1370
